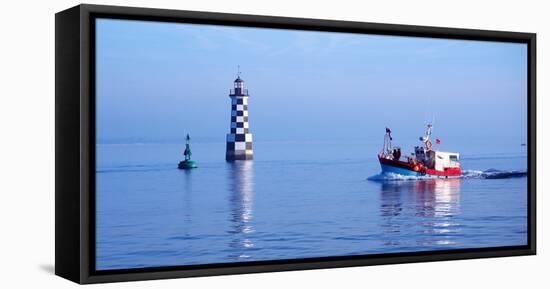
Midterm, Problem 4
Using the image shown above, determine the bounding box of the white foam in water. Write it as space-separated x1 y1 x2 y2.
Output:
368 169 527 181
367 172 436 181
461 170 485 178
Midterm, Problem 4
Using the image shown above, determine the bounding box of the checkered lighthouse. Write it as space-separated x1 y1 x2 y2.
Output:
226 73 253 161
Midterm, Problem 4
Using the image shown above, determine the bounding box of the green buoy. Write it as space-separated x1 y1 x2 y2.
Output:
178 134 198 169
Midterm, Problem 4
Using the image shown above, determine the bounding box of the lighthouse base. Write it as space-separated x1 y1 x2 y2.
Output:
226 150 253 161
226 136 253 161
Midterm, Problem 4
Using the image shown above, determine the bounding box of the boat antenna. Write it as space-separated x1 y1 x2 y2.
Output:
425 92 434 127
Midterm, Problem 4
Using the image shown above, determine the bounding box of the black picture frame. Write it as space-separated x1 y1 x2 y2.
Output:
55 4 536 284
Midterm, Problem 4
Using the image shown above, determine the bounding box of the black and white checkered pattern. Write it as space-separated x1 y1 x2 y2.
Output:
226 86 253 161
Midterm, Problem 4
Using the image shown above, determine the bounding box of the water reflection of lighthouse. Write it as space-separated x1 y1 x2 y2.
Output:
227 161 255 260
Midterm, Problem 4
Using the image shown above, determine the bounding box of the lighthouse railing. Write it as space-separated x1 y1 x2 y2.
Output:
230 88 249 96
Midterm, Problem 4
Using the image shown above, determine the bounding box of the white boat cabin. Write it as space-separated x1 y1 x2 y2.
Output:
434 151 460 171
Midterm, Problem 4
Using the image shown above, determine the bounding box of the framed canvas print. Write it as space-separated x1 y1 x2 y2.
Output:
55 4 536 284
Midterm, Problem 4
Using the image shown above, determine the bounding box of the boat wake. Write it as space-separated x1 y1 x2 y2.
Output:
368 172 436 181
368 168 527 181
461 169 528 179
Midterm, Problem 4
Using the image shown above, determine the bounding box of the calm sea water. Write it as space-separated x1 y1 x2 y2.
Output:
96 140 528 270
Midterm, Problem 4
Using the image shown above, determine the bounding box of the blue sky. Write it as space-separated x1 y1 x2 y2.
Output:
96 18 527 146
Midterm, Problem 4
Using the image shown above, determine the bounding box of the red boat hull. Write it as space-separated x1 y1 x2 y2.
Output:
378 156 461 177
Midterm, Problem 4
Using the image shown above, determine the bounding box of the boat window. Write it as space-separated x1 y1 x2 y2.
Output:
450 155 459 161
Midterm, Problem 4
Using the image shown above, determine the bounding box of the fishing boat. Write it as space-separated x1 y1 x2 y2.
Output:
378 124 461 178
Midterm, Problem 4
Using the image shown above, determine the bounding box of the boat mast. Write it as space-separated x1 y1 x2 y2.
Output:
420 124 433 151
